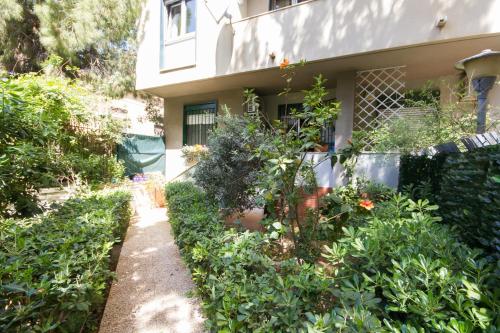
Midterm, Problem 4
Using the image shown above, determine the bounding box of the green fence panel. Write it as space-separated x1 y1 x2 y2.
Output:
117 134 165 176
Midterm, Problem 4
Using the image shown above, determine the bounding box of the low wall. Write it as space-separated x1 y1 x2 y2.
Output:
166 151 400 188
354 153 400 188
306 152 400 189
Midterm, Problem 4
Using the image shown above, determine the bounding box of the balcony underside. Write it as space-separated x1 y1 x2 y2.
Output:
144 34 500 98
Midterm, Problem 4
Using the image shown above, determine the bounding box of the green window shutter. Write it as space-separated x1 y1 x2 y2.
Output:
183 102 217 145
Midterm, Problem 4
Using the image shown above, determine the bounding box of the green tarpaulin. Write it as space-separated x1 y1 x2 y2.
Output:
117 134 165 176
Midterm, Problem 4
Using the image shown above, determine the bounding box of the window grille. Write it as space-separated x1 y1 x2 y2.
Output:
278 103 335 150
183 102 216 145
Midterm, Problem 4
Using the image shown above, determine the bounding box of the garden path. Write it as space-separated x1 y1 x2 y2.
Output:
99 185 205 333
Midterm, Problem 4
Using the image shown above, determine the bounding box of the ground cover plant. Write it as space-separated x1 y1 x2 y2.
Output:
165 182 499 332
0 189 131 332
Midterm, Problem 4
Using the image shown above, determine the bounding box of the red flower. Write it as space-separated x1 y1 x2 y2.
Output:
280 58 290 69
359 200 375 211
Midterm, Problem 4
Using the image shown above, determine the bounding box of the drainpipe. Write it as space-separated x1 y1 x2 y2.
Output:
472 77 496 134
456 49 500 134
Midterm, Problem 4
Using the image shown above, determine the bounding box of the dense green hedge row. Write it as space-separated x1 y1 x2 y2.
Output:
0 189 132 332
165 182 499 332
399 145 500 260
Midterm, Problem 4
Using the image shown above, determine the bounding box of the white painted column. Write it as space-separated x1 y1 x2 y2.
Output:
332 71 356 187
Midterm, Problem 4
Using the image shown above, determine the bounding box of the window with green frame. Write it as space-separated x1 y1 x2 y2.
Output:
183 102 216 146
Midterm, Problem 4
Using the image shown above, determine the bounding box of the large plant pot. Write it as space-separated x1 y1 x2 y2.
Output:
225 208 265 231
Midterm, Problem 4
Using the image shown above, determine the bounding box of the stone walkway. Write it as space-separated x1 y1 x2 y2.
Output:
99 186 204 333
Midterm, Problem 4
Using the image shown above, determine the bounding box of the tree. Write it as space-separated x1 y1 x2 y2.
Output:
0 1 45 73
0 0 143 97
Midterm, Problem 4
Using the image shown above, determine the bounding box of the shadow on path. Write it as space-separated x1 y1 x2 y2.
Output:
99 185 205 333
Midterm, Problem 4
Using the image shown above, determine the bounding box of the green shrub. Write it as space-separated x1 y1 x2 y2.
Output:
166 182 499 332
0 73 125 217
193 111 266 215
0 189 132 332
399 145 500 261
165 182 334 332
323 195 499 332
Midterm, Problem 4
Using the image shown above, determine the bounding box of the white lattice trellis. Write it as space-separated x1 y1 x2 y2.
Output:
354 66 407 134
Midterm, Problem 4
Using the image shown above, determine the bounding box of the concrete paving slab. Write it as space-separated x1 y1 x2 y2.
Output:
99 185 204 333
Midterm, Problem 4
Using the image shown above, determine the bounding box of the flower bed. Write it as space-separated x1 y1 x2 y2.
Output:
0 189 132 332
165 181 499 332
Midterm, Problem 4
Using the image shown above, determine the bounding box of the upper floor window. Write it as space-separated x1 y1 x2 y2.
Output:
270 0 307 10
164 0 196 41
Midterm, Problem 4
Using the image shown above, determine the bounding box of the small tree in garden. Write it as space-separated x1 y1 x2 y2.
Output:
194 107 267 215
247 61 342 260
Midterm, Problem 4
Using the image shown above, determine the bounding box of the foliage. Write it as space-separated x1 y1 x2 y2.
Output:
331 131 367 181
398 153 448 200
323 195 499 332
166 182 498 332
182 144 209 164
370 82 478 153
0 189 132 332
319 180 394 241
399 145 500 261
0 0 22 37
0 0 44 73
247 67 341 260
439 145 500 262
165 182 334 332
0 0 142 97
0 73 125 217
194 110 266 215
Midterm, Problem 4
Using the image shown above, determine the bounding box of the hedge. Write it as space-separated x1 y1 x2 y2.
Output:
165 181 499 332
0 189 132 332
399 145 500 260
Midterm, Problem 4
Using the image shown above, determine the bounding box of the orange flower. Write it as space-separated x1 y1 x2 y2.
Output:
280 58 290 69
359 200 375 211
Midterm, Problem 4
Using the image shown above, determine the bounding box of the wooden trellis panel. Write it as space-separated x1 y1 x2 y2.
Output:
354 66 407 135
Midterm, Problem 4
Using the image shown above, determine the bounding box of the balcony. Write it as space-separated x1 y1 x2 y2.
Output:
137 0 500 95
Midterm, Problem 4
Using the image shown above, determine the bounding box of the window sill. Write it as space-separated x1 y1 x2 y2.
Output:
164 32 196 46
160 64 196 74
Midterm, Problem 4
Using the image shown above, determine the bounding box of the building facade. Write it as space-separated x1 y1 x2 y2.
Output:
136 0 500 185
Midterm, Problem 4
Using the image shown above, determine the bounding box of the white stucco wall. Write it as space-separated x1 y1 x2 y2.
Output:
163 89 245 180
137 0 500 92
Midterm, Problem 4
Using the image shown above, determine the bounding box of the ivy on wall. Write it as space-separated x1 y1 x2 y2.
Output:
399 145 500 261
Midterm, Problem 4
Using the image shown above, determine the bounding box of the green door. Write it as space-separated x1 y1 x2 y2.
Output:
183 102 217 145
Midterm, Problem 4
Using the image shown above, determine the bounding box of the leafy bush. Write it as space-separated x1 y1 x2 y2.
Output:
165 182 333 332
323 196 499 332
369 83 478 153
0 189 132 332
0 73 125 216
166 182 499 332
194 111 266 215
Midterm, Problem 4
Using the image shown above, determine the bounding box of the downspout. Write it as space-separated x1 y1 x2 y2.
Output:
472 77 496 134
